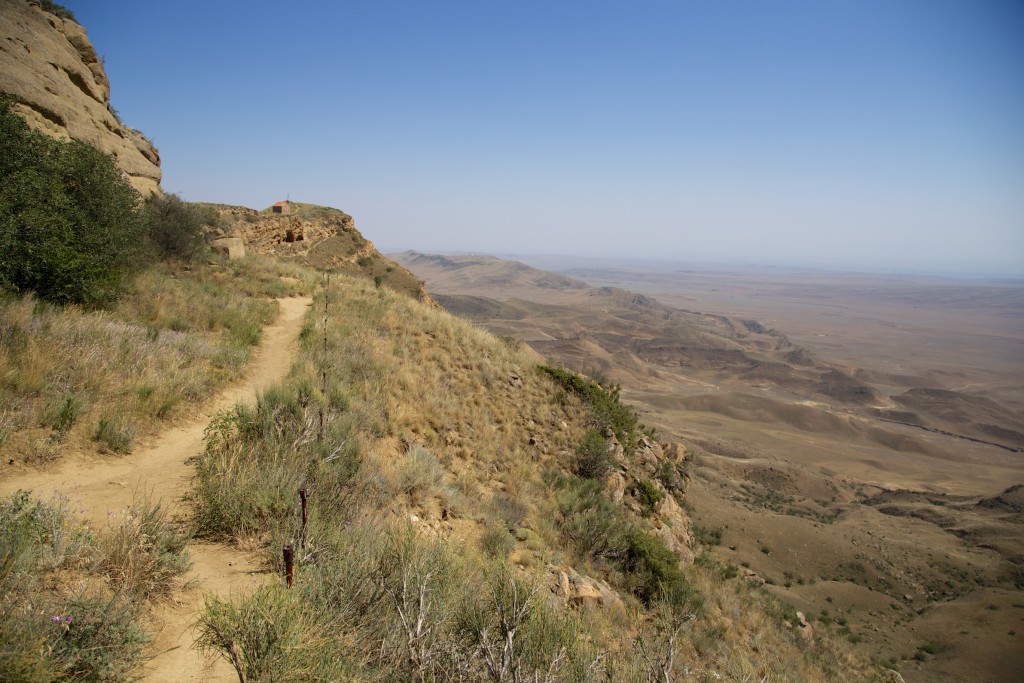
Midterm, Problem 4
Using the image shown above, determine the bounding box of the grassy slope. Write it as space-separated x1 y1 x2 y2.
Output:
1 255 319 680
0 258 315 467
191 262 884 682
0 251 883 681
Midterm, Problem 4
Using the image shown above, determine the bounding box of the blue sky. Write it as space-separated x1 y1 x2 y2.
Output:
65 1 1024 275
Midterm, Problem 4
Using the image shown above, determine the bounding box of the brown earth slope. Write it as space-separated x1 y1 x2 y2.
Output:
397 251 1024 683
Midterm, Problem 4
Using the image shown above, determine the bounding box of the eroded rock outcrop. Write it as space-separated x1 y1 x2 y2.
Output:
0 0 161 195
203 202 435 303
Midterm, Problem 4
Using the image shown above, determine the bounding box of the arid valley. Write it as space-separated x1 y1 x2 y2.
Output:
3 1 1022 680
395 252 1024 683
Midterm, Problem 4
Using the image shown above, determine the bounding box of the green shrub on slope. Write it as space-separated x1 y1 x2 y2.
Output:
0 96 147 307
539 364 641 453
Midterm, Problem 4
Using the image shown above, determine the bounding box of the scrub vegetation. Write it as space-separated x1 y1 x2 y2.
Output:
0 257 315 464
188 270 881 682
0 244 883 680
0 490 190 680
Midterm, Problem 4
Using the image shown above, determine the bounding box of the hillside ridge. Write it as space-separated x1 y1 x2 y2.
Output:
204 203 435 303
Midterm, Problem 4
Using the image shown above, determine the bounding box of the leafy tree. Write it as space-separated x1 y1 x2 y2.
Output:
0 96 146 306
141 193 208 262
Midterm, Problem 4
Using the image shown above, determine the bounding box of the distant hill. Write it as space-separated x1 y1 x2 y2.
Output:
396 251 881 408
394 251 591 295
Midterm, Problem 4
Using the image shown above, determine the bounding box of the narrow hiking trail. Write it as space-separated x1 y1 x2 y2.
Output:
0 295 313 682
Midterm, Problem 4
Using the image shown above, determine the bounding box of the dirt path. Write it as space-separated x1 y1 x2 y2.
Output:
0 295 312 682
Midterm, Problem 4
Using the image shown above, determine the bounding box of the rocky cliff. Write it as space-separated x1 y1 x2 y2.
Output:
0 0 161 195
203 201 436 304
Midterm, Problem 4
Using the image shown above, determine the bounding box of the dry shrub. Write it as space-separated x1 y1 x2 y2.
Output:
395 445 446 503
96 495 191 600
480 521 516 559
490 494 528 530
198 585 351 682
0 492 155 681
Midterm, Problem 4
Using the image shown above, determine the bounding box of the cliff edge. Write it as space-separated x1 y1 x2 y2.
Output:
202 201 436 304
0 0 161 195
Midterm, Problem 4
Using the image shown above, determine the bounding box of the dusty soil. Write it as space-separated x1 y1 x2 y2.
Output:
0 295 312 682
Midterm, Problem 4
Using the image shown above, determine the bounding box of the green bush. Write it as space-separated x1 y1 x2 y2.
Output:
41 393 88 441
619 527 690 606
193 386 361 540
692 524 723 546
0 96 147 307
481 521 516 559
553 474 687 604
198 585 349 682
556 477 629 562
573 428 616 480
657 459 685 493
630 479 664 517
93 413 135 454
141 193 208 262
539 365 641 453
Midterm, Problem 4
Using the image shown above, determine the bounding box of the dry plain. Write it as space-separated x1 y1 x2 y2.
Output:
395 252 1024 683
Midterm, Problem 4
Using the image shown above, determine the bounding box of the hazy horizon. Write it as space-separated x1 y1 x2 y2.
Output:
66 1 1024 276
383 247 1024 282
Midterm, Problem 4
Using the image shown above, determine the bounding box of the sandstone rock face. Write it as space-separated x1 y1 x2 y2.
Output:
606 471 626 504
740 566 766 586
549 566 622 610
206 203 435 304
654 493 695 566
0 0 161 195
796 611 814 644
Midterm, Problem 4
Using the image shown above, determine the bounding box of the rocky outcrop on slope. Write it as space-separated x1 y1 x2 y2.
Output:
0 0 161 195
202 201 435 303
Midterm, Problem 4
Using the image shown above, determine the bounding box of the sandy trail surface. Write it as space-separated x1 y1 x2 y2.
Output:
0 296 312 682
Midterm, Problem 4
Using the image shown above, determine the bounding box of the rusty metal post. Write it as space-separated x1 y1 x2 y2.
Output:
299 486 308 548
300 486 308 528
283 544 294 588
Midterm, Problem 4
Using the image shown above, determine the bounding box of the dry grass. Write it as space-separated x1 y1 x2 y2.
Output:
0 257 316 467
96 494 192 600
0 489 191 680
192 266 883 681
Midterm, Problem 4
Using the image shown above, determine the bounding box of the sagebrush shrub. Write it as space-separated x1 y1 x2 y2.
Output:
573 428 615 480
